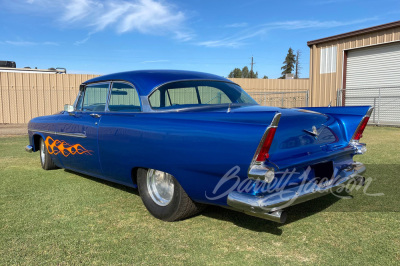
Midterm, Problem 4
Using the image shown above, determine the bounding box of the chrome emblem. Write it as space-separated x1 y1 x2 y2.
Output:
303 126 319 138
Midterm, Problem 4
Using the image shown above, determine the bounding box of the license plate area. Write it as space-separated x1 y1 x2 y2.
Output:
312 161 334 184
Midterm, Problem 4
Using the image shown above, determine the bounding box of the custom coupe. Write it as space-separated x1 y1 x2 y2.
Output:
26 70 371 223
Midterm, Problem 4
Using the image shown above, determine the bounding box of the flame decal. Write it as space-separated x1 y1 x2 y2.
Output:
44 136 93 157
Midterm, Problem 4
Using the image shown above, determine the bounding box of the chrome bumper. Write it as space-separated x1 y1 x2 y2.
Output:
25 145 33 153
227 162 366 223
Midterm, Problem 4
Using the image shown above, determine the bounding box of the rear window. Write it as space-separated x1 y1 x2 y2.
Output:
148 81 257 110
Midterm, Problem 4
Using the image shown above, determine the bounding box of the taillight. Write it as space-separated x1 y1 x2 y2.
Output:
256 127 277 161
353 116 370 141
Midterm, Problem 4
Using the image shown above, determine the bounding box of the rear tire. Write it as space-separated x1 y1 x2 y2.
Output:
137 168 205 221
40 137 58 170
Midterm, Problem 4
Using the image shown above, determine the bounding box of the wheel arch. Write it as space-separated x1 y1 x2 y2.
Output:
33 133 45 152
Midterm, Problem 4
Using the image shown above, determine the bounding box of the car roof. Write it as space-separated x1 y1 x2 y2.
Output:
83 70 234 96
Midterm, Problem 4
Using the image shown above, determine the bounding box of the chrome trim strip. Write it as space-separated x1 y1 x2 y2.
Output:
29 129 87 138
228 162 366 223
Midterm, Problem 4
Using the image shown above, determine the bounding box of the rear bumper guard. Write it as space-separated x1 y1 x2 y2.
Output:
227 162 366 223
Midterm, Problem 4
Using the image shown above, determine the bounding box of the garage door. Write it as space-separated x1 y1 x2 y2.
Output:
345 42 400 125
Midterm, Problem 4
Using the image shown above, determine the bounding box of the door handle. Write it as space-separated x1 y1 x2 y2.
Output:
90 113 101 118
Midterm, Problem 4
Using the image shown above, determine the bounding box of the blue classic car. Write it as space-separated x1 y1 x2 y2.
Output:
26 70 371 223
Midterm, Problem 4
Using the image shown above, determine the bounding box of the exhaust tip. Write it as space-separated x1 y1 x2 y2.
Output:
279 210 287 223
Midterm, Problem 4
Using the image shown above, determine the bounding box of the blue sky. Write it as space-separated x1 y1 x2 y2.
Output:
0 0 399 78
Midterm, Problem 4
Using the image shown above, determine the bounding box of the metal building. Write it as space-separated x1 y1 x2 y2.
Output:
308 20 400 125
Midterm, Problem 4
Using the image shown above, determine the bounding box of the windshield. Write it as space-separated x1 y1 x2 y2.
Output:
148 80 257 110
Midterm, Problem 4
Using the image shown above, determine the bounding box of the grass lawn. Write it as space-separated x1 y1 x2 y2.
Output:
1 126 399 264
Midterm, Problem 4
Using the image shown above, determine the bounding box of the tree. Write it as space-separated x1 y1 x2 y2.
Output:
262 75 268 79
228 68 242 78
280 47 296 79
295 49 301 79
228 65 263 79
241 66 249 78
249 70 258 78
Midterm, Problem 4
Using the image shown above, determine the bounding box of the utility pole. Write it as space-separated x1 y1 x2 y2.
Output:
250 56 255 73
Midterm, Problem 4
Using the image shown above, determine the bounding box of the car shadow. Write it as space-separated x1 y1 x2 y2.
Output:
200 193 342 235
63 169 344 235
64 169 139 196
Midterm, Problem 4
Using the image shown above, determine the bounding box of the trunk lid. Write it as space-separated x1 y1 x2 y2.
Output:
229 105 347 167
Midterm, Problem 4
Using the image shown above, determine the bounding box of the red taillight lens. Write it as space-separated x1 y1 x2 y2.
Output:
256 127 277 162
353 116 370 141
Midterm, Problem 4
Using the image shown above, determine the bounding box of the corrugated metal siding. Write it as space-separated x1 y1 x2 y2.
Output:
229 78 310 93
346 42 400 89
345 42 400 125
0 73 309 124
0 72 99 123
309 27 400 107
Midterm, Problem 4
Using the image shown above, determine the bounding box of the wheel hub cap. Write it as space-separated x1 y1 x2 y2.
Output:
147 169 174 206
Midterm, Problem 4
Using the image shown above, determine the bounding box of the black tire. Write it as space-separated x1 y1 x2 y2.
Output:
39 137 58 170
137 168 205 221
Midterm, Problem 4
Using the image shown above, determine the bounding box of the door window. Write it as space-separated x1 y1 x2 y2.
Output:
108 82 141 112
82 83 109 112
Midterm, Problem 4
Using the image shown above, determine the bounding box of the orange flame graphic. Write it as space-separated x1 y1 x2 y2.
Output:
45 136 93 157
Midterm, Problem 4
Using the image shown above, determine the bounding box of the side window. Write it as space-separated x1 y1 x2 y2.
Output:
108 82 141 112
168 87 199 105
197 86 231 104
82 83 109 112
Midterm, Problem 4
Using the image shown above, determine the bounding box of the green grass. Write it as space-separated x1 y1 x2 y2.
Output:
1 127 399 265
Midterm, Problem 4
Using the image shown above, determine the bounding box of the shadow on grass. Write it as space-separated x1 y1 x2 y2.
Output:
64 169 139 196
64 168 350 235
200 194 341 235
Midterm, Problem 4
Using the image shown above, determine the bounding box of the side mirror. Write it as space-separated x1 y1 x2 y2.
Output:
64 104 74 113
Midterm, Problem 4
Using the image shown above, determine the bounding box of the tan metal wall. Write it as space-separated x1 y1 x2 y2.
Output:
0 73 310 124
0 72 99 124
309 27 400 106
229 78 310 93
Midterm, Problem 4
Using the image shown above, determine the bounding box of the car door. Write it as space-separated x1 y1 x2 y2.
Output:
56 82 110 176
97 81 143 185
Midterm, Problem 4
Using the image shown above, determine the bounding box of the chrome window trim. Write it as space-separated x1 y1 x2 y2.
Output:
106 81 143 113
76 81 112 113
146 79 250 112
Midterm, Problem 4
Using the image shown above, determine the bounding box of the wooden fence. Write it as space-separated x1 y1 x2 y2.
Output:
0 72 310 124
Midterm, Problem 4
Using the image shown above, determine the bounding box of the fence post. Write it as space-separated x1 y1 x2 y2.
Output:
378 88 381 125
306 91 309 107
373 97 376 123
281 95 284 107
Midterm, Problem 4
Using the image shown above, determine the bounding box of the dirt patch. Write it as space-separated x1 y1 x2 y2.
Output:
0 124 28 136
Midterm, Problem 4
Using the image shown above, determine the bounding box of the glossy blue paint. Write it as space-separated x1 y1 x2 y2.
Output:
84 70 230 96
27 70 371 211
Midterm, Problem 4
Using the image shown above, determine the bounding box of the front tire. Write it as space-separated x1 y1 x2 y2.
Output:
137 168 204 221
39 137 58 170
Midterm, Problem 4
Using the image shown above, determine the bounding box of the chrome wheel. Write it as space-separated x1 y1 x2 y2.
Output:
40 139 45 165
146 169 175 206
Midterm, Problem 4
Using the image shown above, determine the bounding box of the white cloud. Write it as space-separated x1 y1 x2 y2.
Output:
1 40 59 46
4 0 190 43
199 18 379 48
224 23 248 28
60 0 188 40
